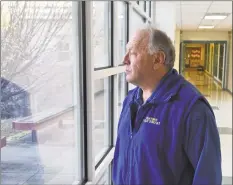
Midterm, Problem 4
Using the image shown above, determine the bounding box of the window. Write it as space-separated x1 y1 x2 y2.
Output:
1 1 84 184
117 73 126 117
138 1 146 11
128 9 146 90
146 1 150 16
96 165 111 185
116 2 127 66
94 77 112 164
129 9 146 38
149 1 152 17
93 2 112 69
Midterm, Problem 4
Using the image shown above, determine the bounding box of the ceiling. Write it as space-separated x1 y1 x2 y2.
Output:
176 1 232 31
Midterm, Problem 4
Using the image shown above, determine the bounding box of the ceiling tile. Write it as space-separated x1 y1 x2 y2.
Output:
181 4 209 11
211 1 232 6
201 19 222 25
208 4 232 13
176 0 232 31
181 1 212 5
215 14 232 28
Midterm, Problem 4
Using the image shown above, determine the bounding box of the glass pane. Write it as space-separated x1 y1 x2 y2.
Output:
138 1 145 11
1 1 83 184
93 2 111 68
116 2 127 66
129 9 145 40
146 1 150 15
117 73 126 117
94 77 111 164
128 9 145 90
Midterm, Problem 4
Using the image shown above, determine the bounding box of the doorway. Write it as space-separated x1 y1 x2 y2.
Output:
179 40 227 88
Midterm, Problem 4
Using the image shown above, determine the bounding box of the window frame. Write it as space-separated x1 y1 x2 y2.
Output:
75 2 88 183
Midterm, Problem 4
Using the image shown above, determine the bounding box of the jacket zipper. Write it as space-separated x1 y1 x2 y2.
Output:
124 94 174 183
126 103 153 184
125 102 134 184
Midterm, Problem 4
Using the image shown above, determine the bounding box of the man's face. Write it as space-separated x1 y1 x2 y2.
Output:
123 31 154 85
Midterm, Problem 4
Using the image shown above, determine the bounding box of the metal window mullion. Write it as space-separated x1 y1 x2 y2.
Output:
94 66 125 80
84 1 95 183
71 1 83 183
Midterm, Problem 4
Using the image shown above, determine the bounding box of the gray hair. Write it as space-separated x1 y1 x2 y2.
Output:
146 26 176 69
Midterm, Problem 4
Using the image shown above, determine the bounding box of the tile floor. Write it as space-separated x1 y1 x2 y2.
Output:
183 70 232 184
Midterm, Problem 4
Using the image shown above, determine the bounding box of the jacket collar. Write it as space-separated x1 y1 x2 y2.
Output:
130 68 185 105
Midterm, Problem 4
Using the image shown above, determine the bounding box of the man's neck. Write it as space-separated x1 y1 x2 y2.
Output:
141 81 159 103
142 88 155 103
140 68 170 103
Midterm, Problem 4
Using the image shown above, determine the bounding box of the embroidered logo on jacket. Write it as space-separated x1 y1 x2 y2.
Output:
143 117 160 125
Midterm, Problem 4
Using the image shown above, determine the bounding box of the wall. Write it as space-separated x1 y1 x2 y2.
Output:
181 31 229 41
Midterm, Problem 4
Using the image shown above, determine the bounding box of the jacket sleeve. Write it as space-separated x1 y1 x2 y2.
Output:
183 100 222 185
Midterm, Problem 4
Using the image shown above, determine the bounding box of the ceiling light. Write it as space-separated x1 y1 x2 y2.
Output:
198 25 214 29
204 14 228 20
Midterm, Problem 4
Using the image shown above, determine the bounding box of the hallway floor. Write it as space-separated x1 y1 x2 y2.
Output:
183 70 232 184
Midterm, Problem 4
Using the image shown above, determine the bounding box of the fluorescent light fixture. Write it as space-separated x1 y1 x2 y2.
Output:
198 25 214 29
204 14 228 20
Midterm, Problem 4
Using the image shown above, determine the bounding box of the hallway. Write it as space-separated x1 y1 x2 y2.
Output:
183 70 232 184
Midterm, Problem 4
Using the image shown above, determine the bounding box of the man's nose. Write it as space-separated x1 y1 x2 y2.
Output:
123 53 130 65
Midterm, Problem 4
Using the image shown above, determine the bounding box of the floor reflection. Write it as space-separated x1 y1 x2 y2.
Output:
182 69 232 183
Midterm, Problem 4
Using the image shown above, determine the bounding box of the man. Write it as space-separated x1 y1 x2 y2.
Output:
112 27 222 185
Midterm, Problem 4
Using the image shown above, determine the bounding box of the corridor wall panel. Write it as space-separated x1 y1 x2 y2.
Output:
181 31 229 41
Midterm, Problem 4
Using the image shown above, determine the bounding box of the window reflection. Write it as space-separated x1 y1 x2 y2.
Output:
1 1 82 184
93 1 111 69
117 2 127 64
117 73 126 117
94 77 111 164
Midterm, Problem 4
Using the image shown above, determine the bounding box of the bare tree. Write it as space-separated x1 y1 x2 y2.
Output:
1 1 72 118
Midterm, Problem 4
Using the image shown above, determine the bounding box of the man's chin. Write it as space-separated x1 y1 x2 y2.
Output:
126 75 134 83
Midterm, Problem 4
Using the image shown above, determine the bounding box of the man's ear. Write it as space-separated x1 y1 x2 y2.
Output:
152 51 165 70
158 51 166 64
